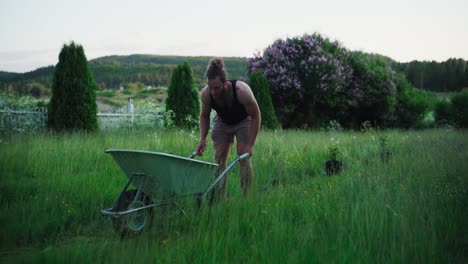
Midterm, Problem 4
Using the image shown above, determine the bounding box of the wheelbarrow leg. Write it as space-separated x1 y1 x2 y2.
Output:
111 173 147 212
132 173 148 204
111 174 135 211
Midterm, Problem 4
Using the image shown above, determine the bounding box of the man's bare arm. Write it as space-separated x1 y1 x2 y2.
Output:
237 82 261 151
197 87 211 155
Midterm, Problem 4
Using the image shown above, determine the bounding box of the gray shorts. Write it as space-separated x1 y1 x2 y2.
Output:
211 115 251 145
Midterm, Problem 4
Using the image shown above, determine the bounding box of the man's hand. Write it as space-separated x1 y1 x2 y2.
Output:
196 140 206 156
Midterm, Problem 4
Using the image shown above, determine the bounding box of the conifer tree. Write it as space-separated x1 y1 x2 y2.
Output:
248 70 279 129
166 61 200 128
48 42 98 132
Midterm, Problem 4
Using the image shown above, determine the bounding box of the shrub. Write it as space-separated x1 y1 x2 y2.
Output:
122 89 134 95
393 73 430 128
346 52 397 127
166 61 200 128
248 33 398 129
248 70 279 129
26 82 50 98
96 90 116 97
48 42 98 132
0 92 46 137
248 33 352 128
451 90 468 128
434 100 452 126
125 82 145 91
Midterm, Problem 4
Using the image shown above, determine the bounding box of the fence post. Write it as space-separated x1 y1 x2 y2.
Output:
128 98 134 128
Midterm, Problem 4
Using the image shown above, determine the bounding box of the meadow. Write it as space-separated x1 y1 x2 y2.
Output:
0 128 467 263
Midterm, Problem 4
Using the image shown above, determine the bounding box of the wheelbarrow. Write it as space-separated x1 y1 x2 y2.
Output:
101 149 250 237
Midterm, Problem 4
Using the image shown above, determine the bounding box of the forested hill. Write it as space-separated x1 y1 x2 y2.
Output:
0 55 248 92
1 54 467 95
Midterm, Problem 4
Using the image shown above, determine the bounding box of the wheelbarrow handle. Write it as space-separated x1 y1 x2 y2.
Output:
239 153 251 160
190 151 250 160
203 153 251 197
188 151 197 159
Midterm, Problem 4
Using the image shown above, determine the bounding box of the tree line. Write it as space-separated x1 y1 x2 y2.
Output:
393 58 468 92
2 54 467 97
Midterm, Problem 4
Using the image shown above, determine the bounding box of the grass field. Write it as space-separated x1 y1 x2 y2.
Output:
0 129 467 263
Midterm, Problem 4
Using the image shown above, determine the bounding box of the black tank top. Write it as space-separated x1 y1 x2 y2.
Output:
210 80 249 125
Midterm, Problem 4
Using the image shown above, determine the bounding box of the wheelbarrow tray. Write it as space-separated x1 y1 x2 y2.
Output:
106 149 219 197
102 149 249 237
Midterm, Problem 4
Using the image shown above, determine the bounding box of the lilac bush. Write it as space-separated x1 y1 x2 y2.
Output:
248 33 353 127
248 33 397 128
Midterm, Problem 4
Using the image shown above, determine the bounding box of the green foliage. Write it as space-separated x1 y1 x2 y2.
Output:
166 61 200 128
248 33 352 128
96 90 116 97
249 36 401 129
0 92 46 137
121 89 134 95
101 98 127 107
434 100 452 126
138 88 162 95
394 58 468 92
451 90 468 128
394 74 430 128
25 81 50 98
47 42 98 132
328 137 340 160
346 52 397 127
125 82 145 91
248 71 279 129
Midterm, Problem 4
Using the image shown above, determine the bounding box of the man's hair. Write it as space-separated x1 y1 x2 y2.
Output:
205 57 228 82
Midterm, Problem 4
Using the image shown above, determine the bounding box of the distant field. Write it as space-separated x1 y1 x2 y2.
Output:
1 129 467 262
96 87 168 111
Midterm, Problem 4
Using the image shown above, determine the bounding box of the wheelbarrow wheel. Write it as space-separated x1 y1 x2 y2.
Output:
112 190 153 238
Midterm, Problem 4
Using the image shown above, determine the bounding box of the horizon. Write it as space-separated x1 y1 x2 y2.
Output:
1 0 467 73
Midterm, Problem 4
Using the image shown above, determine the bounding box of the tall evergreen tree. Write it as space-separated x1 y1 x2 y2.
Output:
166 61 200 128
48 42 98 132
248 70 279 129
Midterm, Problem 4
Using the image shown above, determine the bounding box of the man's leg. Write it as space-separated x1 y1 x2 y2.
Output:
210 115 234 202
234 117 253 197
212 142 231 202
237 143 253 197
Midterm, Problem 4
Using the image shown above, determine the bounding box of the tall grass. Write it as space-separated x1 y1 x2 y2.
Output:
0 129 467 262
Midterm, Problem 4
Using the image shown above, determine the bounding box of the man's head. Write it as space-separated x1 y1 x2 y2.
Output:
208 76 227 99
205 57 228 99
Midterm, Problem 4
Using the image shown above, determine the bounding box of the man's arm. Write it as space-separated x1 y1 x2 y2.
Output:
237 81 261 153
197 87 211 155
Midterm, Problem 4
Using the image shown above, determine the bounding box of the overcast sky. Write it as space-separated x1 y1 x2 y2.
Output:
1 0 467 72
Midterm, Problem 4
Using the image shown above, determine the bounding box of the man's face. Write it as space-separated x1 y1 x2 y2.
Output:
208 77 226 99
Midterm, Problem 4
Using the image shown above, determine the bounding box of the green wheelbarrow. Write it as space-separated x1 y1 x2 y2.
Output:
101 149 250 237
